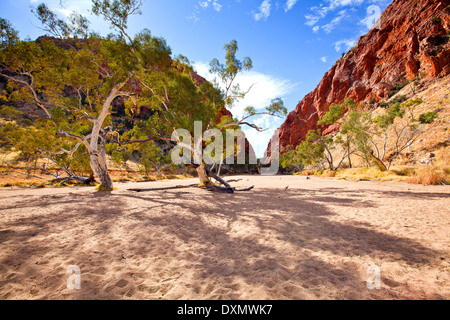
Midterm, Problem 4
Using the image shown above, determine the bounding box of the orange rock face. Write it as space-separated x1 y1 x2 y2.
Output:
271 0 450 153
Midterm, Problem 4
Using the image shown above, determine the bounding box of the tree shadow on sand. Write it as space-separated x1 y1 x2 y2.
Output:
118 188 443 299
0 186 446 299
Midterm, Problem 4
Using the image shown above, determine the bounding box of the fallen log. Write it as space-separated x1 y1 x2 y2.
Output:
128 183 254 193
128 184 199 192
206 185 254 193
51 173 95 185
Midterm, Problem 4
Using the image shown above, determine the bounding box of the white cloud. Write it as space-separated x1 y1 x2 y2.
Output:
194 62 296 119
305 14 320 26
321 56 327 63
31 0 93 17
57 8 74 18
321 9 348 33
284 0 298 12
312 26 320 33
28 0 94 23
305 0 366 30
254 0 272 22
187 7 201 22
199 0 222 12
193 61 297 157
326 0 364 11
189 0 223 21
334 38 357 52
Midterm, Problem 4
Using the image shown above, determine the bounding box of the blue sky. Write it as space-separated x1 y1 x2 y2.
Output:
0 0 392 157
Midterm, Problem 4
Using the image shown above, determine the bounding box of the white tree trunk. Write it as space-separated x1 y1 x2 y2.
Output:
87 79 129 190
90 154 113 190
196 163 211 185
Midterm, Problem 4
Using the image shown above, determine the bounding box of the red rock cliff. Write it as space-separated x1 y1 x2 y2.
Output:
271 0 450 153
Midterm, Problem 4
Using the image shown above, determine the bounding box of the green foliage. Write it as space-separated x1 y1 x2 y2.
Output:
286 94 439 174
105 142 118 155
379 101 389 108
403 97 423 107
280 135 325 172
32 3 90 39
0 116 90 175
419 112 438 124
209 40 252 108
1 2 277 187
319 98 356 126
139 141 171 176
0 106 22 120
390 94 407 105
388 79 410 98
244 106 256 116
0 18 19 49
266 98 287 117
92 0 142 39
298 132 326 167
49 106 66 123
112 149 129 167
318 104 344 126
375 103 406 128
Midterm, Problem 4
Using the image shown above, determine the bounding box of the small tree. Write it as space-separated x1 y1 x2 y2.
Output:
318 98 357 169
122 39 287 191
112 149 129 169
280 146 304 172
139 141 170 176
0 18 19 48
339 97 437 171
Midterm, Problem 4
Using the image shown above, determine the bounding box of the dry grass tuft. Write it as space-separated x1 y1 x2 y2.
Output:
332 167 404 182
321 170 337 177
407 166 449 185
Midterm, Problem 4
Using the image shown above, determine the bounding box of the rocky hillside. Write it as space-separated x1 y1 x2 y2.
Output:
271 0 450 153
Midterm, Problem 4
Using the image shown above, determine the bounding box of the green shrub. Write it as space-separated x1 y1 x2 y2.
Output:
17 118 33 127
419 112 438 124
403 97 423 107
390 94 407 104
0 106 22 120
105 142 118 155
388 81 409 98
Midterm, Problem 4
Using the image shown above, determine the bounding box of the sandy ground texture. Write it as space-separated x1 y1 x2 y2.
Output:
0 175 449 300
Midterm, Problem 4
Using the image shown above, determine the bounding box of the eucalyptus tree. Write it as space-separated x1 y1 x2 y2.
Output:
1 0 286 192
0 1 175 189
122 39 287 191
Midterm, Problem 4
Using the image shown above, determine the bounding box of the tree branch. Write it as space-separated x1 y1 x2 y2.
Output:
0 72 52 119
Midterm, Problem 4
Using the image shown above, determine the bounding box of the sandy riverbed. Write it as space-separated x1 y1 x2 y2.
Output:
0 175 449 299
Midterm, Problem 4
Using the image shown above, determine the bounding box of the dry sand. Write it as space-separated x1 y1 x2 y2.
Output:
0 175 449 300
